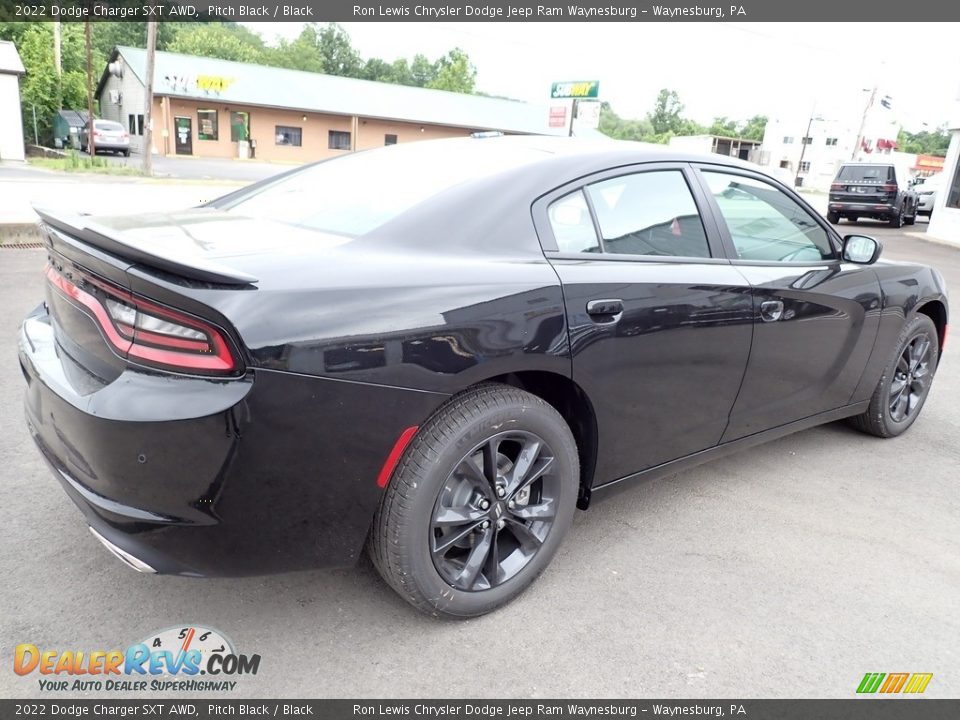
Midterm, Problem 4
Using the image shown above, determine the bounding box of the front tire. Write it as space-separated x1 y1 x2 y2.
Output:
849 314 939 438
369 384 579 618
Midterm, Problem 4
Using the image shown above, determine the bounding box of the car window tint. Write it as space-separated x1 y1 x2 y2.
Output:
547 191 600 253
837 165 893 183
95 121 124 131
584 171 710 258
702 171 834 263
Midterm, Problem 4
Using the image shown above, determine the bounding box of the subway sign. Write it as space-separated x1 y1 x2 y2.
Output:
550 81 600 99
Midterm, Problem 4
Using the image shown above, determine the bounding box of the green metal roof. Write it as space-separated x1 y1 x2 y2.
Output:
105 46 557 135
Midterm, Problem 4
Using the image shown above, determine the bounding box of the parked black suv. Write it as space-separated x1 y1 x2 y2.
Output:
827 162 918 228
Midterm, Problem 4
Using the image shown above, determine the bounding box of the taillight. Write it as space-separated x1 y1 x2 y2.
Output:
880 184 897 192
46 265 238 375
830 183 843 190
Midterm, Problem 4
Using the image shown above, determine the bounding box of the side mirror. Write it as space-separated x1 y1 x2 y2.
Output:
842 234 882 264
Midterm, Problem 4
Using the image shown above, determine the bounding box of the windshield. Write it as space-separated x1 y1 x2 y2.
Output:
837 165 894 183
220 140 548 236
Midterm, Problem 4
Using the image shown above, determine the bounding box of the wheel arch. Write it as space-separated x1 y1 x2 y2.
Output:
478 370 598 510
915 299 947 360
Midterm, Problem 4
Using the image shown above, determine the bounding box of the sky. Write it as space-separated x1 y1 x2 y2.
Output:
245 22 960 133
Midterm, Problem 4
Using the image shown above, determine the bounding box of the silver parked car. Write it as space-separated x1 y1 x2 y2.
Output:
80 119 131 156
916 174 943 218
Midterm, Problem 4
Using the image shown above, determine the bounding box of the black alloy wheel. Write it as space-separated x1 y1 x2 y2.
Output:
369 383 579 618
888 334 933 422
430 431 560 592
850 314 939 438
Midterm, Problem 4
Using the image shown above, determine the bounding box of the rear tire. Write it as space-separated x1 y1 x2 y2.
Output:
369 383 579 618
827 211 840 224
849 314 939 438
888 204 904 228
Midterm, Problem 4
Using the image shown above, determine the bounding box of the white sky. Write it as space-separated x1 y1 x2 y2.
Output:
245 22 960 132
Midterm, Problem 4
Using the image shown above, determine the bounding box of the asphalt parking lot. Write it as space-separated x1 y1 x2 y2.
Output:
0 222 957 699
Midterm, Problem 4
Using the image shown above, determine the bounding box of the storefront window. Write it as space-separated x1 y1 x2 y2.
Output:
276 126 302 147
329 131 351 150
230 112 250 142
197 109 218 141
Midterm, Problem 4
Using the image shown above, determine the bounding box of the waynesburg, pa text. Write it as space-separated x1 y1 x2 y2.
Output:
350 4 747 18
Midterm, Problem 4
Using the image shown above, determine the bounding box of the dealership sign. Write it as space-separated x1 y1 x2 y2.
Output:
550 81 600 99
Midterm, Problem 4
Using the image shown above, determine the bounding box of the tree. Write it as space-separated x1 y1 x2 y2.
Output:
410 54 436 87
314 23 362 78
708 116 737 137
738 115 767 141
598 102 655 142
648 89 684 135
266 25 323 72
426 48 476 93
167 23 264 63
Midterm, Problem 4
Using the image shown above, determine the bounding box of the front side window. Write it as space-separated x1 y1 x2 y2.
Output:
197 109 218 141
702 170 834 263
329 130 351 150
547 191 599 254
584 170 710 258
276 126 302 147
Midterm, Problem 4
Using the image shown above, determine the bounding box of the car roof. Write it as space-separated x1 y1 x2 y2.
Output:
412 134 762 176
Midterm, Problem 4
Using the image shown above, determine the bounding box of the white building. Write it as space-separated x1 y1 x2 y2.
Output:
0 41 26 162
758 105 902 191
926 81 960 247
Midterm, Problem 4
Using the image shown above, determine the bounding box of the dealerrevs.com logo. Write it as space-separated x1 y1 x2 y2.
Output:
856 672 933 694
14 625 261 693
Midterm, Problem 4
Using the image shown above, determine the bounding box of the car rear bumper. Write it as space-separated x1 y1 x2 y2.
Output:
19 308 447 577
828 200 897 217
90 141 130 151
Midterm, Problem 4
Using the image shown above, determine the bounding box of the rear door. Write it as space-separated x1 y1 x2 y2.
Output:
534 164 754 486
692 166 882 440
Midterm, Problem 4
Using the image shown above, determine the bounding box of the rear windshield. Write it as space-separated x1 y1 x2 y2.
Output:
94 120 124 131
220 140 548 236
837 165 893 183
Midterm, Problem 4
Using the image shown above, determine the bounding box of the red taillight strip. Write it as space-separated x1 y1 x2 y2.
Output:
46 266 235 373
376 426 419 488
46 267 133 355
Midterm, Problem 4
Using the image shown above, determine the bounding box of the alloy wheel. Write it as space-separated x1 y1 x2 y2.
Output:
430 431 561 592
889 334 932 422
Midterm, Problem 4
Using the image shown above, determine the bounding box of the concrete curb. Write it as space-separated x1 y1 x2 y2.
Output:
0 223 41 245
905 231 960 251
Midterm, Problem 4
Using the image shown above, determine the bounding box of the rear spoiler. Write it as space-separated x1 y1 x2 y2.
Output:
34 207 259 286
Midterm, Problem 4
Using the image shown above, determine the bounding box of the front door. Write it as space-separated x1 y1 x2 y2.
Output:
535 164 754 486
692 166 882 441
174 116 192 155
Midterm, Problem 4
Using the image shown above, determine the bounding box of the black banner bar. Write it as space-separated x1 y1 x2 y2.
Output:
1 700 959 720
2 0 960 22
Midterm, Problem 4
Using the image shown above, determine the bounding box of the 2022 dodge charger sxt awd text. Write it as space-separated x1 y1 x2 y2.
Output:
20 137 948 617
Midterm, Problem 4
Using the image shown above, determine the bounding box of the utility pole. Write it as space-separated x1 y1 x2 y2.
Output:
53 21 62 108
143 20 157 176
85 20 95 156
851 86 876 161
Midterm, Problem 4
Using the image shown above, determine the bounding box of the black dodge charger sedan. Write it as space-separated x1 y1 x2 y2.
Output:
20 137 948 617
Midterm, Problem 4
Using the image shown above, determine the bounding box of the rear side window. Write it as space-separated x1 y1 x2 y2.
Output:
585 171 710 258
836 165 894 183
547 191 600 253
95 121 124 132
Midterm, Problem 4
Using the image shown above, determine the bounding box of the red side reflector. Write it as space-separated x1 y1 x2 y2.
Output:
376 426 419 488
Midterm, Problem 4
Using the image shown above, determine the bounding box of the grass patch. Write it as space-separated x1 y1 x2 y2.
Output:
28 151 146 176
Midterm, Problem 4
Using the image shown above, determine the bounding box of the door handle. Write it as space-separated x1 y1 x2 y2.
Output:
760 300 784 323
586 299 623 320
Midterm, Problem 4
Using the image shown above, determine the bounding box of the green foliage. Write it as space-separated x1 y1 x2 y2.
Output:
599 91 768 146
649 89 685 135
30 150 144 175
897 127 950 157
167 23 265 63
426 48 476 93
